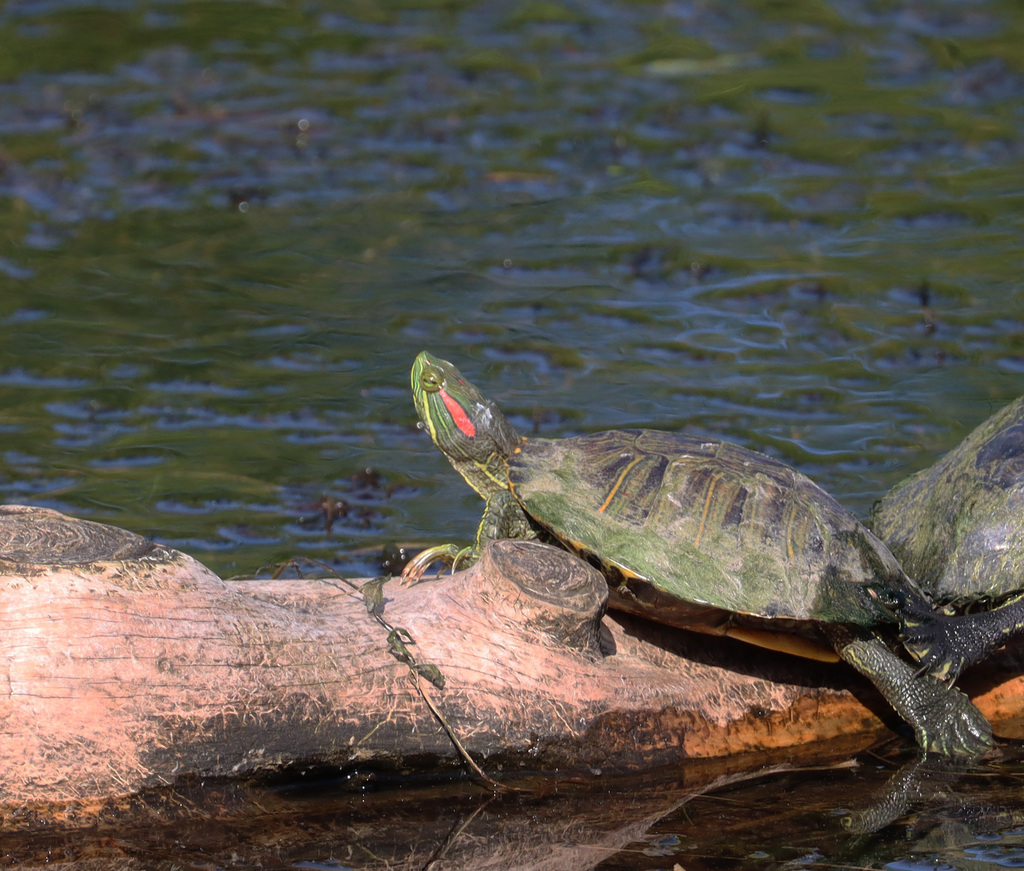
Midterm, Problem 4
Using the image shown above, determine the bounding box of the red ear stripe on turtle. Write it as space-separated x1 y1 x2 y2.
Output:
440 388 477 438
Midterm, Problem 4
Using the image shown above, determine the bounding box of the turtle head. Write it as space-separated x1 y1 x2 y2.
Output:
412 352 522 497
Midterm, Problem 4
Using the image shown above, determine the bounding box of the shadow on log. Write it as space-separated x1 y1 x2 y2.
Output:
2 504 1023 832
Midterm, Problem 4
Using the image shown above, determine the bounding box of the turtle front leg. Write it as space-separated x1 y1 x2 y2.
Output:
827 626 993 760
401 489 536 585
400 542 474 585
901 591 1024 682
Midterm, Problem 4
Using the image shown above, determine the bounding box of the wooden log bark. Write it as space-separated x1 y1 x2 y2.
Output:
1 505 1022 825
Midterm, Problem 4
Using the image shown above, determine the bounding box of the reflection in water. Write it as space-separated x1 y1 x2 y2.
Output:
5 748 1024 869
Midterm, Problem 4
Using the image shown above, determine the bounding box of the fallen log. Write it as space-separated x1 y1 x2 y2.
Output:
1 504 1022 827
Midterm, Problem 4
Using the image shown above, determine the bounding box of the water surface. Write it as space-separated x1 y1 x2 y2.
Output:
2 0 1022 578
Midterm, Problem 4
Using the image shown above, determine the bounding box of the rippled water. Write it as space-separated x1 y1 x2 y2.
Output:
2 0 1022 579
1 0 1023 864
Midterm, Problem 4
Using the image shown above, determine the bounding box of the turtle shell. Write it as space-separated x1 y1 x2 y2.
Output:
871 395 1024 605
508 429 906 632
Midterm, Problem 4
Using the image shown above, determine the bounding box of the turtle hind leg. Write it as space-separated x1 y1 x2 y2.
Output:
902 592 1024 682
827 626 993 760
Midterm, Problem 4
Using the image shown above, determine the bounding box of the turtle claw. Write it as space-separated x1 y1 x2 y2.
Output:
400 543 476 585
400 544 460 585
917 680 994 760
901 616 971 684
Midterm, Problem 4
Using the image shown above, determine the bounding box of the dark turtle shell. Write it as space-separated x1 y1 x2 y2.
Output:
871 395 1024 606
508 429 908 633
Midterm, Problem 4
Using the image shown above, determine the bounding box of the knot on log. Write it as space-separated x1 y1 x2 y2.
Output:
478 539 608 655
0 505 164 567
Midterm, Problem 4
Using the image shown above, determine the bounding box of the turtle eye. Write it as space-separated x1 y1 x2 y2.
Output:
420 365 444 393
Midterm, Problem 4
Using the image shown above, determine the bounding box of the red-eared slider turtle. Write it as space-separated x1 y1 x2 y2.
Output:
402 352 993 759
872 394 1024 682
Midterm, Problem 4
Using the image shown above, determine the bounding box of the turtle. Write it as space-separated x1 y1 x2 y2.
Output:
401 351 993 760
872 393 1024 683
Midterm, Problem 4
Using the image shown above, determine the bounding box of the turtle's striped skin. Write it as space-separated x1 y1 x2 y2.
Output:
403 351 993 759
